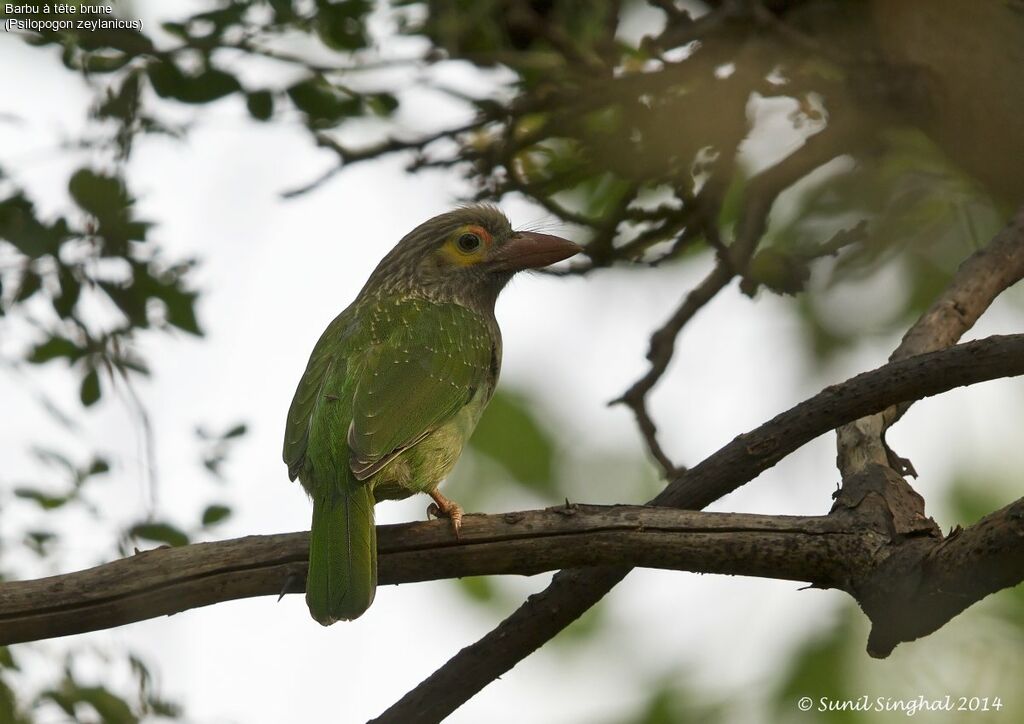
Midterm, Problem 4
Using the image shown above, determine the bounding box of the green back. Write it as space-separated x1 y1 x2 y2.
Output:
283 296 497 492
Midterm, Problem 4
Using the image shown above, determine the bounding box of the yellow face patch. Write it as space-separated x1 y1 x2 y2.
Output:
440 224 493 267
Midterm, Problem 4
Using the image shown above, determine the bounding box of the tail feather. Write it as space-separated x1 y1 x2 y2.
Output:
306 482 376 624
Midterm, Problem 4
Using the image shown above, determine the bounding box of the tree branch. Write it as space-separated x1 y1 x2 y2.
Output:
0 506 875 646
375 333 1024 722
837 203 1024 476
4 493 1022 669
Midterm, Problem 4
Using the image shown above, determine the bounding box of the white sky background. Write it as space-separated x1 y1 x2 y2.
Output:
2 2 1024 722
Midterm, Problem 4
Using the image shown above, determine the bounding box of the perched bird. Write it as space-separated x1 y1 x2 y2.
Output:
283 205 580 624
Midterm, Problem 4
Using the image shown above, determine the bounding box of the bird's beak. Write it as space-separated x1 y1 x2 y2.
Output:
490 231 582 272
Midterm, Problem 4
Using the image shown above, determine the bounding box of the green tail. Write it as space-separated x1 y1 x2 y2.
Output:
306 480 377 624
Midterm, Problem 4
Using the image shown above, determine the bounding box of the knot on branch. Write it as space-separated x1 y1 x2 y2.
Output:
830 465 1024 659
830 464 939 540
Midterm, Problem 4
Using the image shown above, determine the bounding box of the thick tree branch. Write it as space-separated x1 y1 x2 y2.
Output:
375 333 1024 723
837 203 1024 475
3 493 1022 668
0 506 877 646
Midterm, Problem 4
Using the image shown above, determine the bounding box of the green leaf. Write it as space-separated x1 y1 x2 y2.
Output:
68 168 132 221
96 71 141 121
744 248 811 296
158 286 201 335
14 487 69 510
14 269 41 302
366 92 399 117
99 280 148 327
287 77 361 128
0 678 24 724
82 51 131 73
222 423 247 439
77 686 138 724
43 683 138 724
129 521 190 547
315 0 372 51
53 263 81 318
148 60 241 104
88 457 111 476
201 504 232 527
455 576 497 603
246 91 274 121
0 646 17 670
0 193 69 257
469 390 556 495
28 335 84 364
80 367 101 406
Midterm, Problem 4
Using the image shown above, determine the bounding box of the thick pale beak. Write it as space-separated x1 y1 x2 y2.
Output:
490 231 582 272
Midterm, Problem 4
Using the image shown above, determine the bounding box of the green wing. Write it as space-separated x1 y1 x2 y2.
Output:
282 310 357 482
347 301 494 481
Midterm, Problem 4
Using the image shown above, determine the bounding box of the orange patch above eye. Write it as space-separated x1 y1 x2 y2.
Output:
441 224 493 266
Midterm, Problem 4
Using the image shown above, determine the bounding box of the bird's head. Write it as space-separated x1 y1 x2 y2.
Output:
361 205 581 311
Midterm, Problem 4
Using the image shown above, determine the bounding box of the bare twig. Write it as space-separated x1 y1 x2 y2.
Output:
612 260 734 474
612 123 863 474
281 121 485 199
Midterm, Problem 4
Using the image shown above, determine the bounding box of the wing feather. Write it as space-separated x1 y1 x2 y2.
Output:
347 301 493 480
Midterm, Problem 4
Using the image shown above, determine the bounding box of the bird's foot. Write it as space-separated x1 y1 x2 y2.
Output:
426 490 463 540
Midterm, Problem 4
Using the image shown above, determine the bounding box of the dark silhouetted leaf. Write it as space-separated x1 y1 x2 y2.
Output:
129 521 189 547
53 263 81 318
69 168 131 221
80 367 101 406
148 59 240 104
246 91 274 121
366 93 399 116
315 0 372 51
201 504 232 527
14 487 69 510
0 193 69 257
77 686 137 724
98 279 148 327
96 71 141 121
223 423 247 439
287 77 361 128
42 682 138 724
15 269 41 302
28 335 83 364
158 287 201 335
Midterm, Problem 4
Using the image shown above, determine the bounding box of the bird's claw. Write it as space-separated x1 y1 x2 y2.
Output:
427 492 463 540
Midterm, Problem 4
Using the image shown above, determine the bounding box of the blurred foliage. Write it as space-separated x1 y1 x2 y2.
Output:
0 648 180 723
2 0 1023 721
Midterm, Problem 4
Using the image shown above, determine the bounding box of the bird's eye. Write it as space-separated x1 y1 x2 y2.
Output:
457 232 482 253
